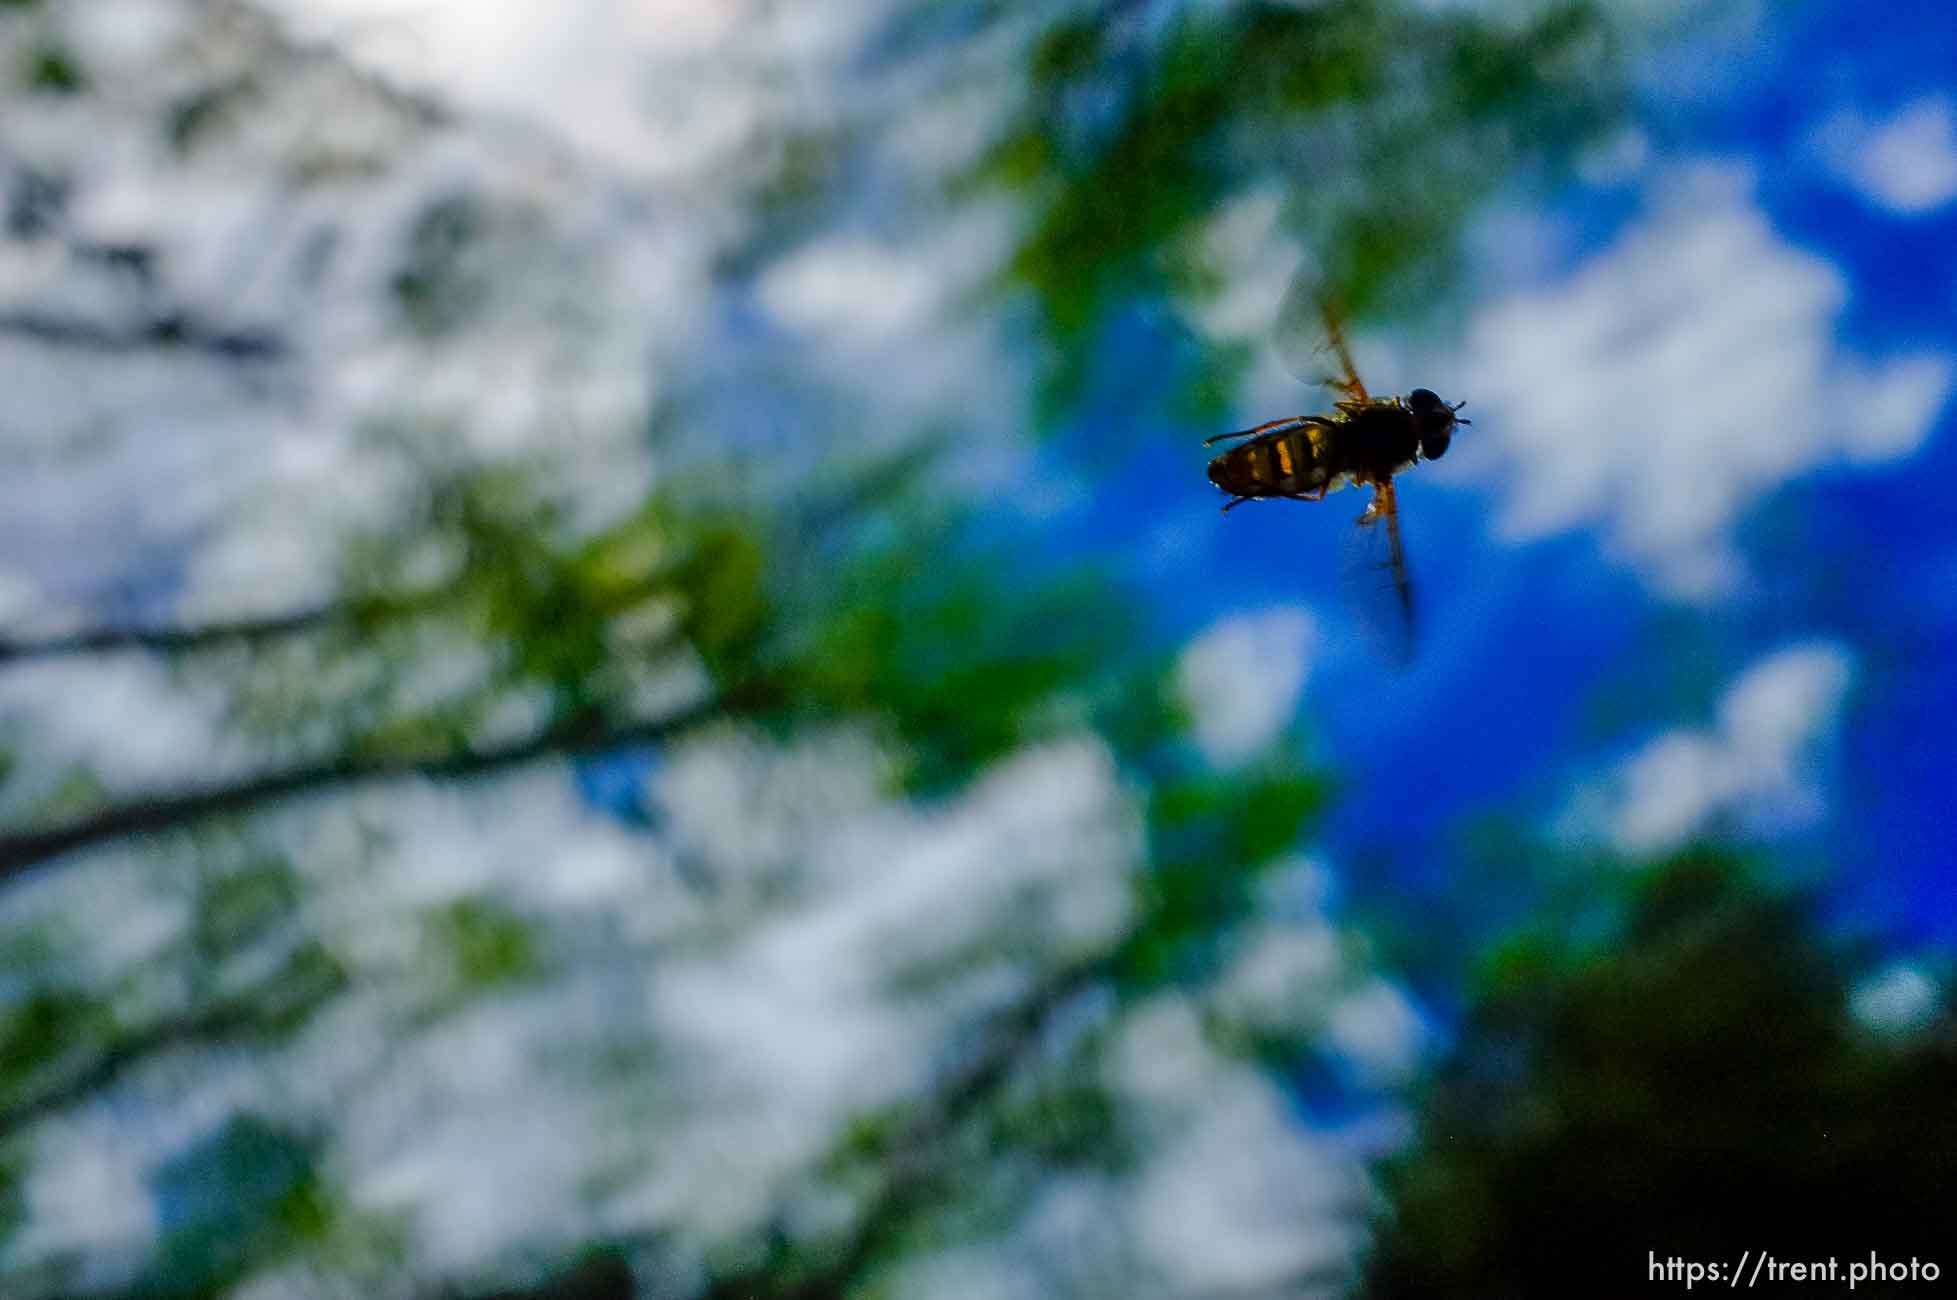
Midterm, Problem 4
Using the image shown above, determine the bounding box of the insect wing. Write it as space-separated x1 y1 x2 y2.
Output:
1341 483 1416 664
1273 267 1368 404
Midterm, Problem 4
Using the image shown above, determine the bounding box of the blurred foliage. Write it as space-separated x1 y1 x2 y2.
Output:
1128 749 1328 985
207 467 742 766
971 0 1625 415
781 517 1145 792
0 848 350 1165
427 897 542 991
146 1116 328 1298
0 989 109 1106
1367 847 1957 1298
0 423 1344 1291
24 43 79 93
1 2 1843 1299
393 193 496 338
165 76 257 154
190 857 301 963
0 1151 22 1251
147 1112 320 1292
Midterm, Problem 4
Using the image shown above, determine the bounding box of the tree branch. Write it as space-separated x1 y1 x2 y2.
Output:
0 688 748 886
0 604 342 665
0 580 457 664
0 950 346 1141
0 307 285 361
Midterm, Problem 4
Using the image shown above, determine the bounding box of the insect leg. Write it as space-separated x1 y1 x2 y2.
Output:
1220 496 1256 513
1374 480 1413 639
1204 416 1311 447
1321 299 1370 404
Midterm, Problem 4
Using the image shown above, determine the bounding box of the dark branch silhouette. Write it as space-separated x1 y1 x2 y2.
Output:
0 308 286 361
0 580 459 664
0 685 753 885
0 441 930 670
0 953 346 1141
0 603 341 665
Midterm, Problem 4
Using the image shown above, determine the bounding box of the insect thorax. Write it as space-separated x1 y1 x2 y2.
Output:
1340 402 1421 482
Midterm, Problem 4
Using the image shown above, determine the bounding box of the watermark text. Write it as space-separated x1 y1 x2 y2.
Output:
1648 1251 1942 1290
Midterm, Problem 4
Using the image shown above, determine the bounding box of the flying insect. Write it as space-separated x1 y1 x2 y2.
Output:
1204 275 1468 653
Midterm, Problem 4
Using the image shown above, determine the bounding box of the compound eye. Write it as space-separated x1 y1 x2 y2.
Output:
1412 390 1455 434
1421 429 1452 460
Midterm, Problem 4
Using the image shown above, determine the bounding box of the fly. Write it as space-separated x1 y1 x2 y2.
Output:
1204 273 1469 656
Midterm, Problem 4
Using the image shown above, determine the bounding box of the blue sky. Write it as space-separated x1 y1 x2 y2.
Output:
1034 0 1957 955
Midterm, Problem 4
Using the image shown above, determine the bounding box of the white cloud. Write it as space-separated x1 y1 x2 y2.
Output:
1185 189 1300 342
1590 642 1854 854
901 1021 1377 1300
1213 921 1343 1032
16 1118 158 1270
1817 96 1957 216
1213 917 1427 1092
758 238 942 345
1325 980 1426 1090
263 0 881 186
0 2 701 636
260 0 747 174
0 0 1045 647
345 993 610 1271
1438 164 1952 599
1061 993 1379 1297
1850 962 1942 1035
1175 607 1318 765
0 652 243 810
610 735 1140 1250
1128 1070 1368 1297
1106 995 1232 1104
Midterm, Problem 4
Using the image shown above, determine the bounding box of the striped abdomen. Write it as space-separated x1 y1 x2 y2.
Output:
1206 423 1331 499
